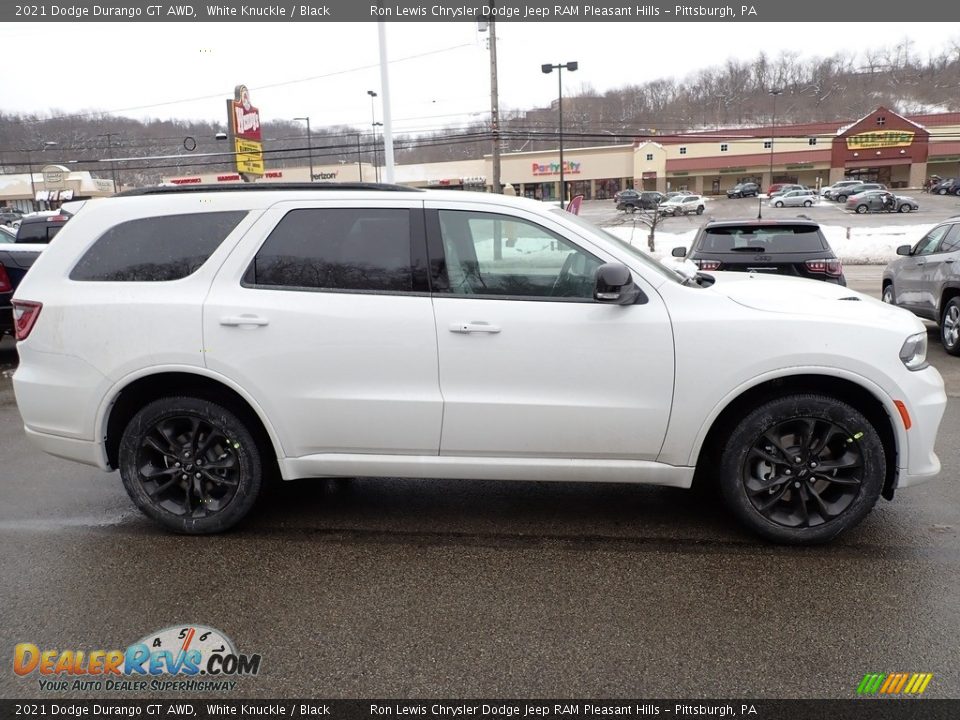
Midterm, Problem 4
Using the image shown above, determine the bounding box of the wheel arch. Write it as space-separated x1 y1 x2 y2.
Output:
100 369 284 474
692 373 900 500
938 284 960 318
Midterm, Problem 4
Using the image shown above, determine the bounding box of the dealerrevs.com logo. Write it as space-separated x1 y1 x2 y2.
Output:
14 625 262 692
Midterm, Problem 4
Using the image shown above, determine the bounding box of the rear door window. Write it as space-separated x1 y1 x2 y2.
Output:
244 208 421 293
70 211 246 281
700 225 826 253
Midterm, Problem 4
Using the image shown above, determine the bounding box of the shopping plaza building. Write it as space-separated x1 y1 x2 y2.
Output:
158 106 960 201
5 105 952 208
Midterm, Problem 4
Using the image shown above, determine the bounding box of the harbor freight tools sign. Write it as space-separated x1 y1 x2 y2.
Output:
227 84 264 178
846 131 915 151
13 625 261 693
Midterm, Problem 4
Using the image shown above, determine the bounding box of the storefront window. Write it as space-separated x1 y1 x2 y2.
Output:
595 179 622 200
569 180 592 200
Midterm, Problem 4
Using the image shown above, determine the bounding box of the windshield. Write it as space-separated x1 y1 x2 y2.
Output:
699 224 827 253
552 209 683 284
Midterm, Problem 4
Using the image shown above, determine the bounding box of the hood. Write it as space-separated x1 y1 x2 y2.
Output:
704 271 922 329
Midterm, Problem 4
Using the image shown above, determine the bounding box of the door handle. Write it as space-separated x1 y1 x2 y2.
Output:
220 315 269 327
449 321 501 334
916 260 926 266
945 259 955 264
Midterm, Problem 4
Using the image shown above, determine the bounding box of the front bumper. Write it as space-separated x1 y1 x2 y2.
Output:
896 365 947 488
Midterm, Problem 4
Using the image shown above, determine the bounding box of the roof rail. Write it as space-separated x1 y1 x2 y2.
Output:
115 182 421 197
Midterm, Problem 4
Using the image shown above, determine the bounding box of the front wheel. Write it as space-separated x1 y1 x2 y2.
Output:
774 201 784 208
696 206 704 215
718 394 885 544
898 205 911 213
941 297 960 356
939 188 948 195
882 283 894 305
119 396 264 534
803 200 813 207
836 194 848 202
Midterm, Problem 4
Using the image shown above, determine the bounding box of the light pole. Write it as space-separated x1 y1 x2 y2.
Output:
23 141 57 211
367 90 380 182
294 117 314 182
541 61 578 209
372 122 383 183
759 88 783 220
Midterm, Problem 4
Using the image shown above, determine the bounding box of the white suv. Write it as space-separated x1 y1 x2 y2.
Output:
11 185 947 543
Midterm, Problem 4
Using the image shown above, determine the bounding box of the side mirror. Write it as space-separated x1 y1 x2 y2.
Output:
594 263 642 305
671 246 687 258
896 245 912 256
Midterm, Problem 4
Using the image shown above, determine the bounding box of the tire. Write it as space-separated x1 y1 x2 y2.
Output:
856 205 868 214
119 396 264 534
627 205 636 214
774 201 784 208
881 283 894 305
803 200 813 207
898 205 911 213
696 205 704 215
836 194 848 202
940 297 960 356
938 188 948 195
718 394 885 544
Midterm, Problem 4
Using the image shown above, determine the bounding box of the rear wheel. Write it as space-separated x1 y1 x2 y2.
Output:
941 297 960 356
696 205 704 215
803 200 813 207
718 394 884 544
939 188 948 195
119 397 264 534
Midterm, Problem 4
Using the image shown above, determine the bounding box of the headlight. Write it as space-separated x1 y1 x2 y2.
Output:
899 332 928 371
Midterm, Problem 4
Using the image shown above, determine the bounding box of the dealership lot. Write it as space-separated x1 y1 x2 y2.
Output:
1 264 959 698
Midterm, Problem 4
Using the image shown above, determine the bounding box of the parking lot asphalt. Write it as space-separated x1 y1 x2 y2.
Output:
1 264 959 699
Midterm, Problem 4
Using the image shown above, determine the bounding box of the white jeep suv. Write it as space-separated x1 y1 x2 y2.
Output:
11 184 947 543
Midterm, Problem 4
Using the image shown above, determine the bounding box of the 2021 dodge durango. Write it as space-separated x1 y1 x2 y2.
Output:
11 184 947 543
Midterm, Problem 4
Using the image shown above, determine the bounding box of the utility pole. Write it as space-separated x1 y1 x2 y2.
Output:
293 117 314 181
98 133 121 193
482 13 502 195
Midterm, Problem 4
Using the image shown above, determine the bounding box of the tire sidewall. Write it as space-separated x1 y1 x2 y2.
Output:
941 298 960 355
119 397 263 534
718 394 885 544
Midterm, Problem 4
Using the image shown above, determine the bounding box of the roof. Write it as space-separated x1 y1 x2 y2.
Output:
116 182 418 196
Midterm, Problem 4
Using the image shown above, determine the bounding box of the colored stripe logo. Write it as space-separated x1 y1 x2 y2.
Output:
858 673 933 695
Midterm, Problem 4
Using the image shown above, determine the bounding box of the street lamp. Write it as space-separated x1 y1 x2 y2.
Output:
541 61 578 209
293 117 314 182
367 90 380 183
759 88 783 219
23 141 58 211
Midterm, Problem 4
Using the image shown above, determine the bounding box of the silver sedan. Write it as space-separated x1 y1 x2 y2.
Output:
769 189 817 208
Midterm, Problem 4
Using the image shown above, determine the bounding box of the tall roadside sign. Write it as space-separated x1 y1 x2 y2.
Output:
227 84 264 181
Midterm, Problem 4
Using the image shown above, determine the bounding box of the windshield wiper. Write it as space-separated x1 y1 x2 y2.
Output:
728 246 769 252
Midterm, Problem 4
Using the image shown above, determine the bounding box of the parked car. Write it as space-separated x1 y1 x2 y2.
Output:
0 226 16 242
846 191 918 214
672 218 847 285
658 194 706 216
616 189 664 212
0 210 23 226
15 212 71 244
770 189 817 208
929 178 958 195
883 219 960 354
727 182 759 198
823 180 862 199
12 184 945 543
769 184 809 198
766 183 788 196
831 183 886 202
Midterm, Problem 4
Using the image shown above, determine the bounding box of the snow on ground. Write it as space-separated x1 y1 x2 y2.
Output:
605 222 935 265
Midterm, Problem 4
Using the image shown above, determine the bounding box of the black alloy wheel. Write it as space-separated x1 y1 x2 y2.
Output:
119 397 263 533
719 394 884 544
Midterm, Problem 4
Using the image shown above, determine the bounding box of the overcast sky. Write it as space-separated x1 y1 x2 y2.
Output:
2 22 958 135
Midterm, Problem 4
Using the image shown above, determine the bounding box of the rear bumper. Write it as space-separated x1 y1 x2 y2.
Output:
23 426 110 470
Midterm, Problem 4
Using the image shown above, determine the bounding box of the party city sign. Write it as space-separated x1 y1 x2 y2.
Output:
532 161 581 176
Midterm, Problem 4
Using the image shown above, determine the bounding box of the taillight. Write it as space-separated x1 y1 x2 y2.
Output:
695 260 722 271
12 300 42 341
0 265 10 294
48 215 69 223
805 259 843 277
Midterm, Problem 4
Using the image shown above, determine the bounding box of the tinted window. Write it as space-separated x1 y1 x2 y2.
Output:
914 225 952 256
939 225 960 254
699 225 826 253
247 208 413 292
437 210 602 300
16 221 49 243
71 211 246 282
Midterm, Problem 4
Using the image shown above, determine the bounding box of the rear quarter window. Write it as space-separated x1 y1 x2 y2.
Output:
70 211 247 282
699 225 827 254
